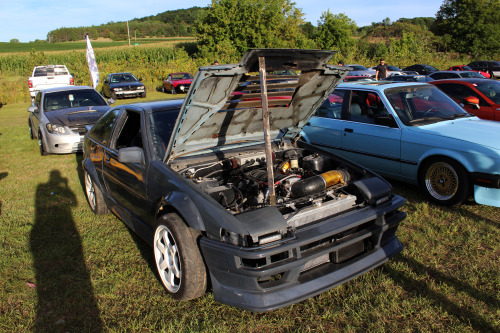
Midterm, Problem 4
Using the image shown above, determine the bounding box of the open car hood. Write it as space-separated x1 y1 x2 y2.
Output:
165 49 350 162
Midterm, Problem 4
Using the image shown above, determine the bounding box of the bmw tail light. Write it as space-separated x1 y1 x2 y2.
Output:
70 77 74 85
28 80 33 88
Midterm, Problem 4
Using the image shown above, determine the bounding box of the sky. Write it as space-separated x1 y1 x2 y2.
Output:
0 0 444 43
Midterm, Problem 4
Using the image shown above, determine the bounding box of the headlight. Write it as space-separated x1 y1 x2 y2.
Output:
138 86 145 90
46 123 66 134
113 88 123 92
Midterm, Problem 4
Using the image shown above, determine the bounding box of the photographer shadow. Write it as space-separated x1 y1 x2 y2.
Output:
30 170 102 332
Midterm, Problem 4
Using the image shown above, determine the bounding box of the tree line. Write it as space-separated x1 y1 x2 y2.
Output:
25 0 500 60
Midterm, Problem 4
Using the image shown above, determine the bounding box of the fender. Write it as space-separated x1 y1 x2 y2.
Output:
156 191 205 231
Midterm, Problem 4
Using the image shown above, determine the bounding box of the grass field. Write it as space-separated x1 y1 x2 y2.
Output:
0 91 498 332
0 38 196 54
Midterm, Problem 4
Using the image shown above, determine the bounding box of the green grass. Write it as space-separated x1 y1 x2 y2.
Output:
0 38 196 53
0 94 499 332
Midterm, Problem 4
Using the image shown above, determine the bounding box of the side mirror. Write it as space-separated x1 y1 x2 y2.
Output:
374 114 398 127
139 78 142 82
27 106 38 113
463 96 480 110
104 80 109 84
118 147 144 164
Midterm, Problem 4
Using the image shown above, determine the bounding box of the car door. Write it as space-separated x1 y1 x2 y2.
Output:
303 90 346 156
31 92 43 136
340 90 402 178
435 82 495 120
103 108 151 223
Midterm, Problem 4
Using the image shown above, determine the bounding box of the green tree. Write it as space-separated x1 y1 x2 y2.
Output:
315 11 356 52
433 0 500 56
193 0 313 61
9 39 20 43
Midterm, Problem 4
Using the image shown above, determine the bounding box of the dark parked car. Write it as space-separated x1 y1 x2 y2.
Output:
430 78 500 121
162 72 194 94
402 64 439 75
82 49 406 312
102 72 146 99
28 86 111 155
428 71 486 80
466 61 500 79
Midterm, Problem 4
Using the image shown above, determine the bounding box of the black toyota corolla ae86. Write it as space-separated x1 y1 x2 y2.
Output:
82 49 406 312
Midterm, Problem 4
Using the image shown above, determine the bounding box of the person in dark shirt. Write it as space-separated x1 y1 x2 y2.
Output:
375 59 388 80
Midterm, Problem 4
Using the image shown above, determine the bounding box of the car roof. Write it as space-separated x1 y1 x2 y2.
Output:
337 81 428 91
41 85 96 93
430 78 493 84
109 72 133 75
117 99 184 113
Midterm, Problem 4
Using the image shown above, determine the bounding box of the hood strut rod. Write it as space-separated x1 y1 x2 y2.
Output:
258 56 276 206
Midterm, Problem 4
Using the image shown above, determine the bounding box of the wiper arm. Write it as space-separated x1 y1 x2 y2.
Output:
408 117 445 125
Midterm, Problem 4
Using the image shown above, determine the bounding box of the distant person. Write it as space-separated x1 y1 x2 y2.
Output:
337 60 344 66
212 61 219 65
375 59 388 80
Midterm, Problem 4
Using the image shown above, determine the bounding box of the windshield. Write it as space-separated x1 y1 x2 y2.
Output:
110 74 138 83
474 80 500 103
387 66 401 71
385 85 468 126
171 73 193 80
44 90 107 111
150 108 181 160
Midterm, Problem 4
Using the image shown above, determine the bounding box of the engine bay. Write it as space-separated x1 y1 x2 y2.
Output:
180 147 365 216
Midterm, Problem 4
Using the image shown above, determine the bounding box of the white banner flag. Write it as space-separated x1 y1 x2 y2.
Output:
85 34 99 89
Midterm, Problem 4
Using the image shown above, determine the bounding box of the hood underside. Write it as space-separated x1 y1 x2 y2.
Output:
166 49 351 162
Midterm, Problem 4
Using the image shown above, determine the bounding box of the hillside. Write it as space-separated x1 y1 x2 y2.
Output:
47 7 207 43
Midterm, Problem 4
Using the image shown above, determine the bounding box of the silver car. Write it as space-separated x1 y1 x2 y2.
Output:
28 86 111 155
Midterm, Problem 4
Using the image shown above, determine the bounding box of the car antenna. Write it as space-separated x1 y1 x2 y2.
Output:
258 55 276 206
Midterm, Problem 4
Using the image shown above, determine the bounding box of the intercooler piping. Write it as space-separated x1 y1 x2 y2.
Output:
291 170 350 198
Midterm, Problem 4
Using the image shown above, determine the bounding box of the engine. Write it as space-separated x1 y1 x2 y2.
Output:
185 148 357 215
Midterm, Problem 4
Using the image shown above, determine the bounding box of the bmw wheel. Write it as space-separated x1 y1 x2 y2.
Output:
154 213 206 300
84 170 108 215
419 158 470 206
171 86 176 95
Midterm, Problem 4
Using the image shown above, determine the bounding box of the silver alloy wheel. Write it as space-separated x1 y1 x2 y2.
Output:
85 172 97 211
154 224 181 293
424 161 459 201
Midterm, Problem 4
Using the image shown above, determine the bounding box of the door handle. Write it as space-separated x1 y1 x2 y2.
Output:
344 128 354 133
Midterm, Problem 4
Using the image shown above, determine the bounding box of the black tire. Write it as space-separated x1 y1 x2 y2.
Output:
171 86 176 95
153 213 207 301
29 121 35 140
84 170 109 215
110 91 117 100
418 157 470 206
141 91 147 98
38 132 48 156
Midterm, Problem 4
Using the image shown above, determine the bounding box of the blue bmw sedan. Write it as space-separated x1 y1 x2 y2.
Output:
301 82 500 207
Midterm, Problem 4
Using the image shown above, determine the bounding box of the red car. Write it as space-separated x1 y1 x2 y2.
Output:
162 72 194 94
430 78 500 121
447 65 490 78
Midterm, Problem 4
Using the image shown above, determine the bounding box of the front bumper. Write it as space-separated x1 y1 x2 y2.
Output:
43 132 83 154
114 89 144 98
472 172 500 207
200 195 406 312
